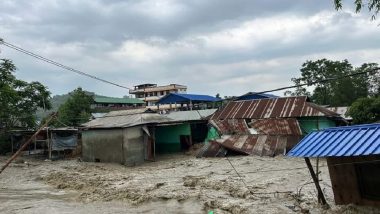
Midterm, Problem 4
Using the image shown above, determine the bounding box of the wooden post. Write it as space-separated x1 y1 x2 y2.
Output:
48 128 52 160
305 157 328 206
11 135 14 154
34 135 37 153
0 113 56 174
153 127 156 161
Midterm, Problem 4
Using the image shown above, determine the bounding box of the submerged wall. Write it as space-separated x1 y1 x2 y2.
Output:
82 127 145 166
82 129 124 164
155 124 191 153
205 126 220 143
122 126 145 166
297 117 336 135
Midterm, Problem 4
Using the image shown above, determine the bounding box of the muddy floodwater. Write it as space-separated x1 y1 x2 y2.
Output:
1 154 379 214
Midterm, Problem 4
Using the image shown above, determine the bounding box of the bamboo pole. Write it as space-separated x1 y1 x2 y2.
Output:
0 113 57 175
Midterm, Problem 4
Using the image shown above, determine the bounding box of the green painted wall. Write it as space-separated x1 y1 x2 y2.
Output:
205 126 220 143
155 124 191 153
298 117 336 135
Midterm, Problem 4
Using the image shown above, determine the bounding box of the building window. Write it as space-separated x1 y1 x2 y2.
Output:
355 162 380 200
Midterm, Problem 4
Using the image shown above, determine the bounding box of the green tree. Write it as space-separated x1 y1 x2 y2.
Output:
285 59 378 106
0 59 51 129
334 0 380 20
54 87 93 127
347 97 380 124
0 59 51 153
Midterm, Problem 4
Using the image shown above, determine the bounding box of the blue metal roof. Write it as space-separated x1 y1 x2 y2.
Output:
287 123 380 157
157 93 221 104
236 92 279 101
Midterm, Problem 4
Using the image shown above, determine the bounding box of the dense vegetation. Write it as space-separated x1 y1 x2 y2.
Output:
0 59 51 153
52 87 94 127
286 59 379 124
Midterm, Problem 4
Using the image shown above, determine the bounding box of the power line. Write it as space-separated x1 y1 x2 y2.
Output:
0 38 132 90
252 67 380 95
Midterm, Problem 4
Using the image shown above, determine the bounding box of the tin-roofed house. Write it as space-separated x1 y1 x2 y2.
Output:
81 108 217 165
288 124 380 207
199 96 344 157
155 109 217 153
81 109 172 166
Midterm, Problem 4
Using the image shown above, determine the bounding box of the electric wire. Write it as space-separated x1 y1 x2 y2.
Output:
0 39 132 90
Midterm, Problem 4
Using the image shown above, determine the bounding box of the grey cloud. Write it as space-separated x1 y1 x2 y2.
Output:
1 0 379 97
1 0 332 44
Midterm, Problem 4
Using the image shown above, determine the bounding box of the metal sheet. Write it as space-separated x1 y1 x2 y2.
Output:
82 112 173 128
210 96 339 120
166 109 217 121
215 134 302 156
196 141 228 157
157 93 221 104
249 118 302 135
210 119 250 135
287 123 380 157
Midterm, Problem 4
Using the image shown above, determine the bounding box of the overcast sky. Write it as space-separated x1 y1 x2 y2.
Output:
1 0 379 98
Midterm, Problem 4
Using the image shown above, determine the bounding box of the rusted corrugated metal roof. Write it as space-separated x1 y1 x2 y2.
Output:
210 96 339 120
196 141 227 157
210 118 302 136
210 119 250 135
214 134 302 157
249 118 302 135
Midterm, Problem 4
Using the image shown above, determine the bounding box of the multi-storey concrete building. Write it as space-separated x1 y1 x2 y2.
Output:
129 83 187 107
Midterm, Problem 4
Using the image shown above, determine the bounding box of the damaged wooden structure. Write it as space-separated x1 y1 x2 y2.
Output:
288 124 380 207
9 127 79 159
198 96 344 157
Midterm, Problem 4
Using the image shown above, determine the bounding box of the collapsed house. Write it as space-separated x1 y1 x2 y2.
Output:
198 96 344 157
10 127 79 158
81 109 216 166
288 124 380 207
